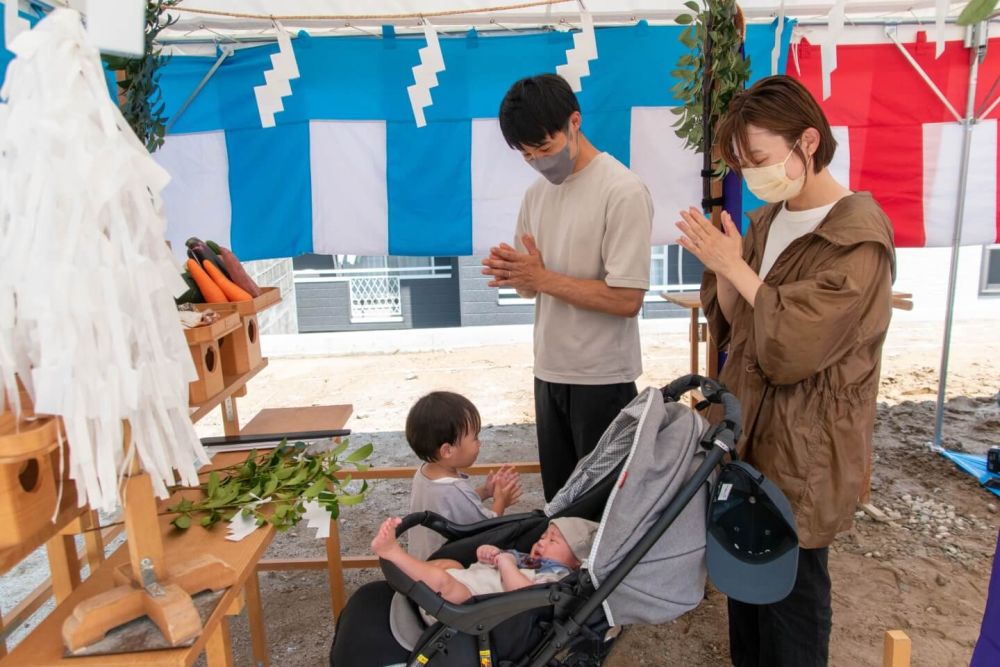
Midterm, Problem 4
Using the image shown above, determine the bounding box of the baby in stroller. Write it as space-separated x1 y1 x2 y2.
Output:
372 516 598 604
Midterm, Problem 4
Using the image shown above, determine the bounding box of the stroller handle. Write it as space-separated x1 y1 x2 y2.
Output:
661 374 742 450
394 510 542 541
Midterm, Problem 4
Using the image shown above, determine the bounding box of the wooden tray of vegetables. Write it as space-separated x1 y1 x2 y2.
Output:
177 237 280 314
196 286 281 316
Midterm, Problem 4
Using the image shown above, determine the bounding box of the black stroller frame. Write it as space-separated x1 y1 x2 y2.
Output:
373 374 742 667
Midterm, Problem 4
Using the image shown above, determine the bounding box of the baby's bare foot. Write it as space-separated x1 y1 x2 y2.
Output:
371 517 403 558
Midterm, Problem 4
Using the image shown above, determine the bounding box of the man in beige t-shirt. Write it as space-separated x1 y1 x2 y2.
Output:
482 74 653 500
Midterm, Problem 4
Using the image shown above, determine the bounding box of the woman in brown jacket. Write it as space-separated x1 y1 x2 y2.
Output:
676 75 895 666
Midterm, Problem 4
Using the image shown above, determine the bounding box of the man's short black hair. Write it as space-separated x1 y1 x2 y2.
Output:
405 391 482 463
498 73 580 150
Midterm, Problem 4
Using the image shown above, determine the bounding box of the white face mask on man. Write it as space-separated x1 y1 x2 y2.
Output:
742 141 807 203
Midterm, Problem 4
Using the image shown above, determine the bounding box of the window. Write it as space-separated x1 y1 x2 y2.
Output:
293 255 453 322
649 245 705 295
981 245 1000 294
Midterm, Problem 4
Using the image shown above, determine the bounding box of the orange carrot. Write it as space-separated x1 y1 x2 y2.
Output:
187 258 228 303
203 259 253 302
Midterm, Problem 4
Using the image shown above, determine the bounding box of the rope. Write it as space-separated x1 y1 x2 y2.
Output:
171 0 575 22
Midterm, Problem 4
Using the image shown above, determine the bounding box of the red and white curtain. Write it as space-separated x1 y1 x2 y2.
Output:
789 33 1000 248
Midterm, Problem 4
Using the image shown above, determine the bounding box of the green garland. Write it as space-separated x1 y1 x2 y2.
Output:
958 0 997 26
671 0 751 177
102 0 179 153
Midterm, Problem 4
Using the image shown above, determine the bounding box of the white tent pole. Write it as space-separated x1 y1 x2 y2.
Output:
932 20 988 449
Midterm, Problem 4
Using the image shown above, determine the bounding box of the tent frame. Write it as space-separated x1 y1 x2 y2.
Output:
933 20 990 448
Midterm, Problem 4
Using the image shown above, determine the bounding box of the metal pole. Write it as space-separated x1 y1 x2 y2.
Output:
932 21 988 448
163 45 234 133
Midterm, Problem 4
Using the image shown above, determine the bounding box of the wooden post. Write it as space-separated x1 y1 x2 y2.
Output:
81 510 105 572
326 519 347 619
883 630 911 667
221 396 241 437
123 473 167 582
46 533 82 603
245 572 270 667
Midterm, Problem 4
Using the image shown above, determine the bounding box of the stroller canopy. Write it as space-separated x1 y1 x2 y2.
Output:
546 386 711 627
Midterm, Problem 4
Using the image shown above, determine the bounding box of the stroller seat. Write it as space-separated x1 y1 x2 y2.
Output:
329 375 742 667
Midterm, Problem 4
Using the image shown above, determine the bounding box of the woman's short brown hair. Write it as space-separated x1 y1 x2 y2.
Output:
716 75 836 175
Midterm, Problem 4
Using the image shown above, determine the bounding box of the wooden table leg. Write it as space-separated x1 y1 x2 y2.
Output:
205 616 235 667
326 520 347 621
689 308 699 377
245 572 270 667
221 396 241 437
707 332 719 380
46 533 82 603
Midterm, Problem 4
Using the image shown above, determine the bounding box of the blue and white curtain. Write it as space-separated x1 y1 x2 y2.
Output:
154 21 790 261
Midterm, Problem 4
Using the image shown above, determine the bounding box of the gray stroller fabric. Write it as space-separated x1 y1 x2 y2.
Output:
544 392 650 516
548 387 710 627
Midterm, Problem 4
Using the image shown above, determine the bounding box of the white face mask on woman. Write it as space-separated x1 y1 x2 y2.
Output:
742 141 806 202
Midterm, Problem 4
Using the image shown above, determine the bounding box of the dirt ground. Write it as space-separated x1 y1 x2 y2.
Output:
179 318 999 667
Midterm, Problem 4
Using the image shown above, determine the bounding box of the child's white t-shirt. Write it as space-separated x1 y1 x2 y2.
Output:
407 465 496 560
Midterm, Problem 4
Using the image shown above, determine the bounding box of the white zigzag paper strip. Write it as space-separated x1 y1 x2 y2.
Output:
4 0 30 48
407 21 445 128
934 0 949 59
302 500 333 539
254 21 300 129
226 510 260 542
821 0 845 100
771 0 785 76
556 11 598 93
225 495 270 541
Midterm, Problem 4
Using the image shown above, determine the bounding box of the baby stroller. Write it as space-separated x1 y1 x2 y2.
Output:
329 374 742 667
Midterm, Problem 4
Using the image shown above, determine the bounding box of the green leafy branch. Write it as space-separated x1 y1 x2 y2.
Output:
958 0 999 26
167 438 373 532
102 0 180 153
672 0 751 178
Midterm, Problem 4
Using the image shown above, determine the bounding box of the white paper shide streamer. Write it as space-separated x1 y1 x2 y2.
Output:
0 9 210 512
407 20 445 128
556 11 598 93
254 20 300 129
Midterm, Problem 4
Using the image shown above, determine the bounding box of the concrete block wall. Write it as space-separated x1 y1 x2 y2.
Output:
457 256 535 326
244 258 299 334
